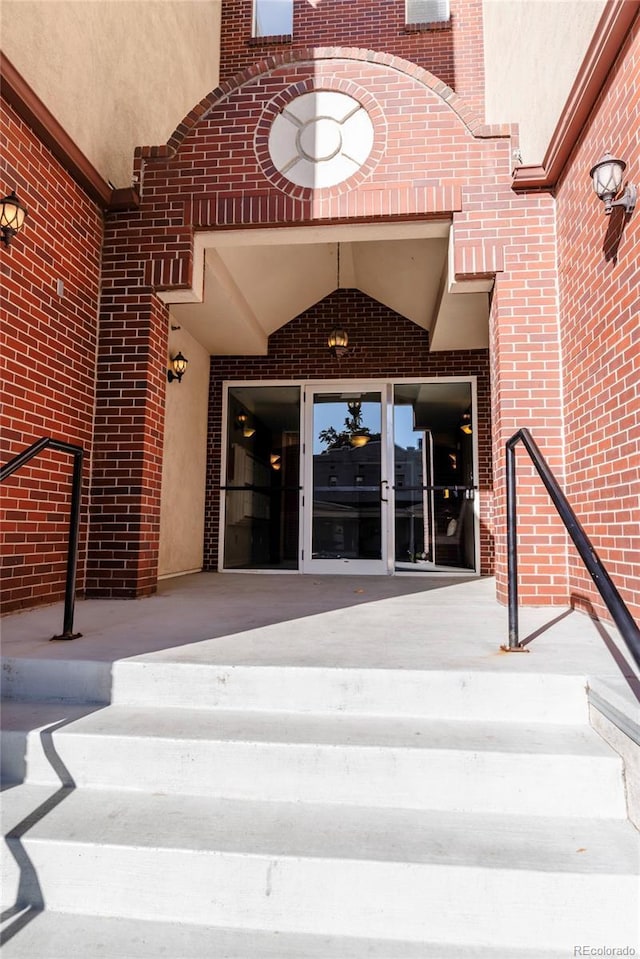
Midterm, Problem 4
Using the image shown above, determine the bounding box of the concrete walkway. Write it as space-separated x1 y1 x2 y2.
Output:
2 574 638 700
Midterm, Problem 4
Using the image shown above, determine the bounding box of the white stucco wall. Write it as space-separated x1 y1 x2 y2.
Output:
483 0 606 164
158 327 210 579
2 0 221 185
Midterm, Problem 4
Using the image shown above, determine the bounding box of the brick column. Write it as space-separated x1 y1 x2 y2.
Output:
86 218 171 598
488 193 567 606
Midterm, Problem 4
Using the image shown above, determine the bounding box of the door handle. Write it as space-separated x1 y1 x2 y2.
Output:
380 479 389 502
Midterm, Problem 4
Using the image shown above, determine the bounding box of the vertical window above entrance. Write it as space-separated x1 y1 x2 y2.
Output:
253 0 293 37
223 386 300 570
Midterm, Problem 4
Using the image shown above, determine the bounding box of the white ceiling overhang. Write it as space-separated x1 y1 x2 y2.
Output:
160 221 490 355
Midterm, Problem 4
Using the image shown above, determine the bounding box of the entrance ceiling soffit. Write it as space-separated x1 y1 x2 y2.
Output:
163 221 490 356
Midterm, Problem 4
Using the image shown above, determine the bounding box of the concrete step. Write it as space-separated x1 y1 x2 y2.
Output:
3 785 638 951
0 911 573 959
2 656 592 724
0 701 626 817
111 660 590 723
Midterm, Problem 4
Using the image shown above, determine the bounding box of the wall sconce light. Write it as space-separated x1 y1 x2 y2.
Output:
589 153 636 216
328 328 349 359
0 191 28 247
237 412 255 438
167 352 188 383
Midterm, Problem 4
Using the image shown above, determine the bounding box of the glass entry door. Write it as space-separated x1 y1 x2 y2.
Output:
221 380 477 575
303 386 390 574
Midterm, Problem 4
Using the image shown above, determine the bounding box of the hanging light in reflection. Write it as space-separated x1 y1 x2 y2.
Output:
347 398 369 446
460 412 472 435
270 453 281 470
237 412 255 438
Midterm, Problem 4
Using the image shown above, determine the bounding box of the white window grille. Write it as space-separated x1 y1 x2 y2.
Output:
253 0 293 38
405 0 450 24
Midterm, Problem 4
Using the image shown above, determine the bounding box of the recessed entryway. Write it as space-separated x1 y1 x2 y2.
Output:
220 378 478 575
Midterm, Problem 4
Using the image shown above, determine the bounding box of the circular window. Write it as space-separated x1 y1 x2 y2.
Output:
268 91 375 189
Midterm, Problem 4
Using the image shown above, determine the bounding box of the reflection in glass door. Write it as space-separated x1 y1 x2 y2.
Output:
304 388 388 574
393 382 476 572
222 385 301 570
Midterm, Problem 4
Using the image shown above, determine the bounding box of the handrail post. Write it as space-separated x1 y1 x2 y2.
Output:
52 446 83 641
504 427 640 667
506 438 520 649
1 436 84 641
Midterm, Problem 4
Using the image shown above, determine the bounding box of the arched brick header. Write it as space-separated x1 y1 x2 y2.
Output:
136 47 513 164
133 46 516 291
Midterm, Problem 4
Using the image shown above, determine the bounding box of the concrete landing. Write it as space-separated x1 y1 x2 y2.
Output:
1 574 638 705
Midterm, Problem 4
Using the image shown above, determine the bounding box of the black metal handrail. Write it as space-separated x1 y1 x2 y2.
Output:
1 437 84 640
506 428 640 667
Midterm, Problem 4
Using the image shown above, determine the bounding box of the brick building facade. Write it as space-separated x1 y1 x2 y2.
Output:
1 1 638 623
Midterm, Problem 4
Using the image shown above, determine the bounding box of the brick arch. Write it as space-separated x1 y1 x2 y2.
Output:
140 47 496 163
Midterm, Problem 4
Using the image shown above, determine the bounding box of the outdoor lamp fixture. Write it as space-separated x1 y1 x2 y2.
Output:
237 412 255 438
0 191 28 247
328 328 349 359
589 153 636 216
167 351 188 383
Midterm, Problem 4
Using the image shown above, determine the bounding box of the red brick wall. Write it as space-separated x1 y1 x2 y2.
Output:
220 0 485 118
86 218 170 598
555 14 640 621
488 190 568 607
0 98 103 613
206 289 493 572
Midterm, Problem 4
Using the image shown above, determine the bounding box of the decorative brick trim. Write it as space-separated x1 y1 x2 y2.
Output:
454 240 505 279
403 20 452 34
189 185 462 230
247 34 293 47
139 46 488 162
253 75 387 199
144 252 192 291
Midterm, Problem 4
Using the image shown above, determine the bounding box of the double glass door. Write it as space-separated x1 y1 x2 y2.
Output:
222 381 477 574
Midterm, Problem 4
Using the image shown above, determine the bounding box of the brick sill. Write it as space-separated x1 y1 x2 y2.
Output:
403 19 452 33
248 34 293 47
